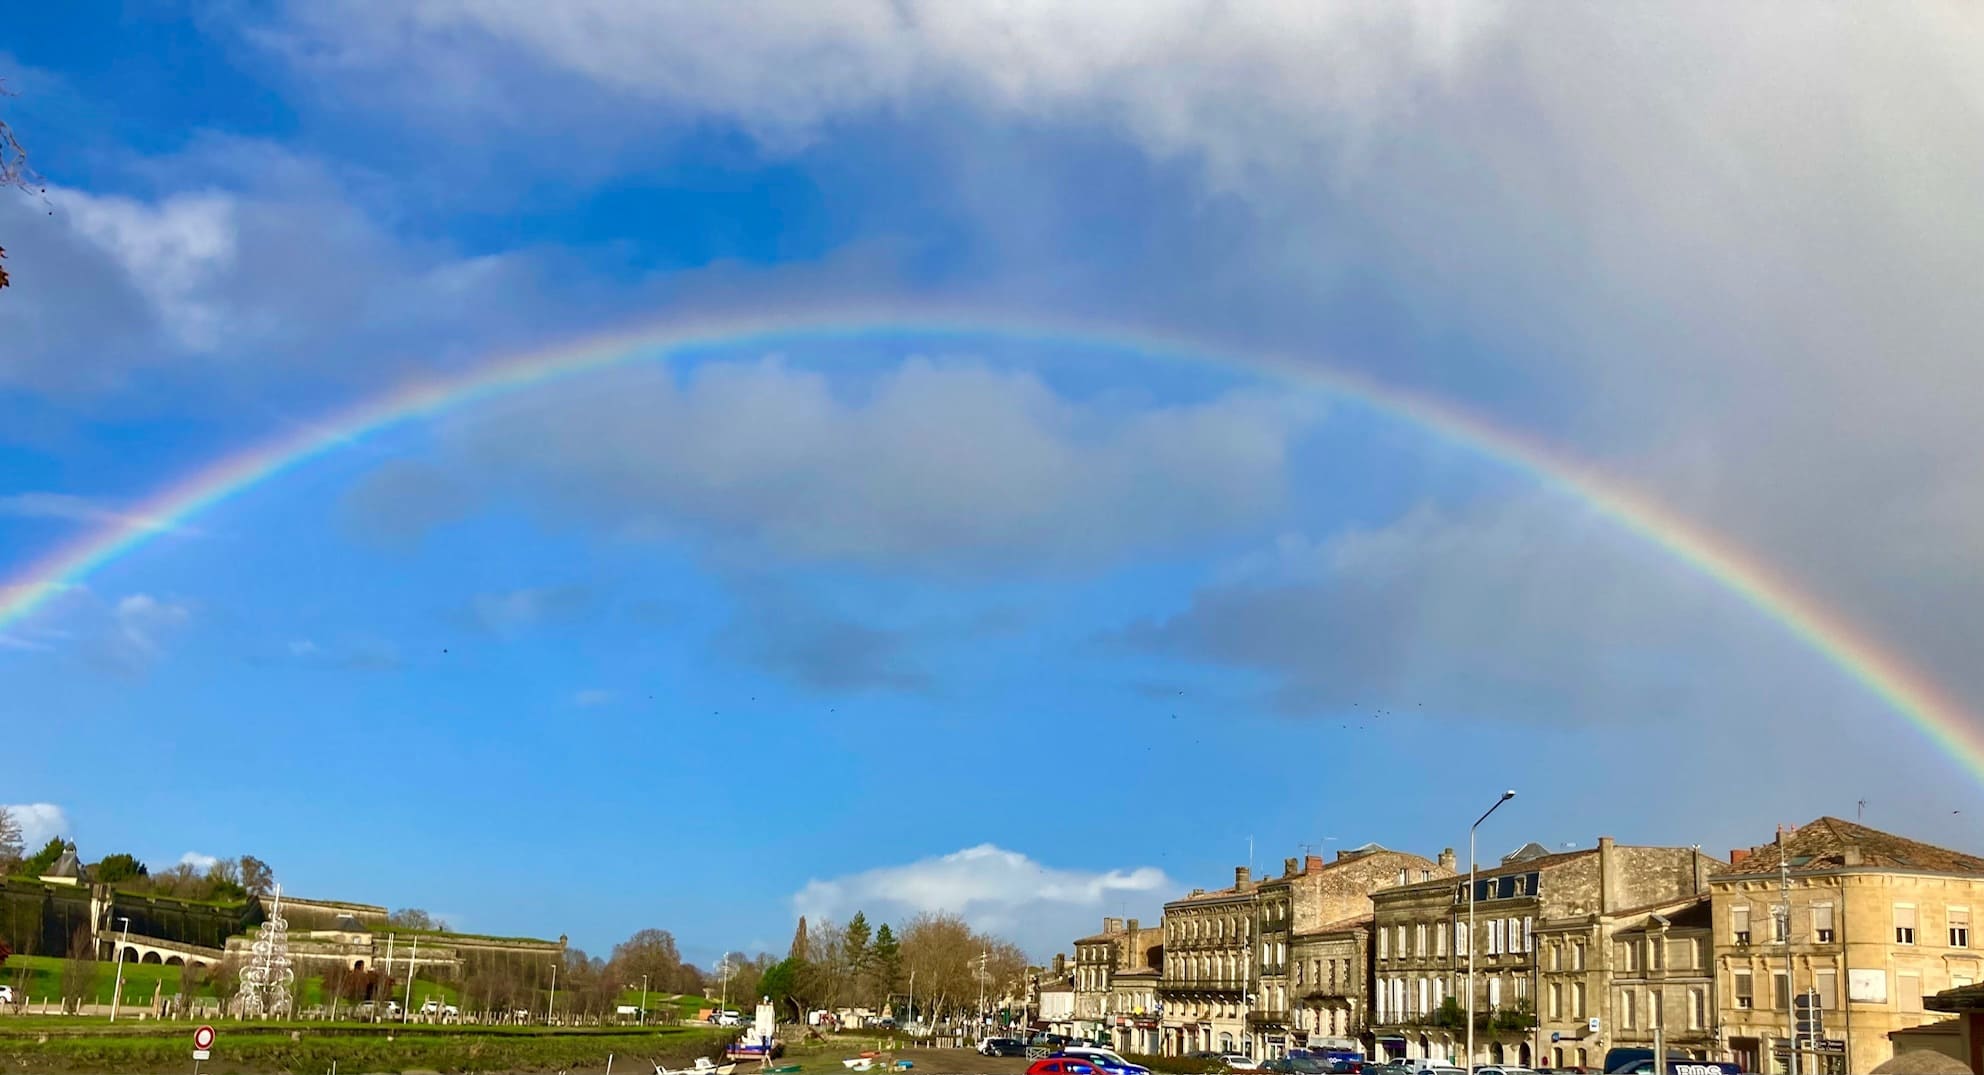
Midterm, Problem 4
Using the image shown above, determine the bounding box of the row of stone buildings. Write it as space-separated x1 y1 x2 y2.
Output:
1043 818 1984 1074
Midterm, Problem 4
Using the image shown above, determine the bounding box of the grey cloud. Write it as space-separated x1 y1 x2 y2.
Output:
449 357 1315 572
338 461 477 548
1119 496 1758 724
719 585 927 694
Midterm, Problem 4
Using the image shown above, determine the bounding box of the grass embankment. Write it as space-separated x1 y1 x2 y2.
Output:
3 954 464 1010
0 1019 731 1073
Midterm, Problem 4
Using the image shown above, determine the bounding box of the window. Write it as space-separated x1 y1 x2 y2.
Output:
1620 941 1639 972
1524 917 1534 954
1436 925 1447 958
1549 982 1563 1018
1733 905 1752 945
1295 961 1304 987
1734 970 1754 1010
1899 972 1923 1013
1689 988 1706 1030
1770 907 1786 942
1573 940 1586 970
1951 907 1970 948
1488 977 1502 1008
1417 978 1428 1016
1773 972 1790 1011
1815 969 1837 1010
1457 921 1469 956
1813 903 1835 944
1896 904 1917 945
1488 920 1502 956
1416 923 1427 957
1573 981 1587 1018
1621 990 1636 1030
1397 925 1407 956
1649 988 1663 1028
1379 928 1388 959
1548 943 1560 971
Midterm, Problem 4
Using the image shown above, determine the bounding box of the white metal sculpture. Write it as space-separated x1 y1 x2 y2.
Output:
236 885 295 1018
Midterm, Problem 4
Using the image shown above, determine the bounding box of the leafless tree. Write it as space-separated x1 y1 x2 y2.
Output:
0 77 48 291
0 806 21 871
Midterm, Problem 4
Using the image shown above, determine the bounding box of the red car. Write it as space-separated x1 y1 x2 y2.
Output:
1027 1060 1100 1075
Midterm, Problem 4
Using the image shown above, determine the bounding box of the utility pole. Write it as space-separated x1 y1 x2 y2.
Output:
384 933 396 1018
1781 831 1797 1075
548 961 559 1026
403 937 419 1023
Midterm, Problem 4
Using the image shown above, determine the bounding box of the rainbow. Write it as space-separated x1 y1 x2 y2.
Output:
3 307 1979 773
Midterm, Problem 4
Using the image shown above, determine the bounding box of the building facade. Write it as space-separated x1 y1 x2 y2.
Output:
1110 967 1163 1055
1710 818 1984 1075
1160 867 1260 1057
1254 849 1455 1059
1289 916 1372 1056
1074 917 1164 1045
1372 836 1720 1068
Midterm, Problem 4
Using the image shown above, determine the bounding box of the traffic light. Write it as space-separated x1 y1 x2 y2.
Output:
1794 990 1824 1042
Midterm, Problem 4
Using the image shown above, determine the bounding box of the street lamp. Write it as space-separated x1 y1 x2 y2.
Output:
109 917 131 1022
1467 790 1516 1075
640 974 650 1026
548 961 559 1026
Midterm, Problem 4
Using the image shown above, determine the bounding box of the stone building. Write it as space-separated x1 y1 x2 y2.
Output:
1073 917 1164 1044
1710 818 1984 1075
1289 915 1372 1056
1372 836 1720 1068
1591 895 1717 1070
1110 964 1164 1056
1254 848 1455 1059
1160 867 1260 1057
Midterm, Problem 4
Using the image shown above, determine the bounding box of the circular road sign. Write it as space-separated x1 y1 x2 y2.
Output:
194 1025 216 1050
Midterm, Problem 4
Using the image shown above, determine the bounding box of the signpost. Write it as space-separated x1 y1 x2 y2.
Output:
193 1024 216 1070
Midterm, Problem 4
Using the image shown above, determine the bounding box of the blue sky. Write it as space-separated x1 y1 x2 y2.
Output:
5 3 1984 964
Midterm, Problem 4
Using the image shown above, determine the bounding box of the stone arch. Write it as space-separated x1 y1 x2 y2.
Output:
1488 1041 1503 1064
166 956 185 967
1518 1042 1532 1067
353 960 366 972
141 950 164 964
124 946 142 964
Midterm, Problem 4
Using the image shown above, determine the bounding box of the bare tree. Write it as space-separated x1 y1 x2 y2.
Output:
60 928 99 1012
0 806 21 872
0 77 49 291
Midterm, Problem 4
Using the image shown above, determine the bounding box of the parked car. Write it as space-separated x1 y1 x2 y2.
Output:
1474 1068 1539 1075
1026 1060 1100 1075
1056 1047 1151 1075
0 986 12 1004
714 1010 745 1026
1263 1058 1331 1074
1032 1033 1075 1048
980 1038 1028 1057
1221 1054 1264 1071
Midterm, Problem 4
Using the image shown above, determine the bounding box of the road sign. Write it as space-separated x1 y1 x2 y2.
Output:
193 1025 216 1051
193 1050 211 1062
1587 1017 1601 1033
1551 1032 1562 1043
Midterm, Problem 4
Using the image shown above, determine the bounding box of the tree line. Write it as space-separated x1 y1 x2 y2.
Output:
0 825 275 907
738 910 1028 1025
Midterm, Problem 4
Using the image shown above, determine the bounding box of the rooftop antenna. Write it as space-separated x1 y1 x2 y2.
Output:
1858 798 1868 822
1248 835 1254 875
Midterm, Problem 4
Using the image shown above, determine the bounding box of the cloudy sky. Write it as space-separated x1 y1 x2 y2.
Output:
5 3 1982 962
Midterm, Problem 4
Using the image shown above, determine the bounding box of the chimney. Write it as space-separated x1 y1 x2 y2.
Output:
1439 848 1458 872
1598 836 1619 913
1127 918 1140 934
1842 846 1863 866
1052 953 1066 974
1104 917 1124 933
1729 848 1751 866
1235 866 1251 888
1306 855 1325 874
1284 857 1300 878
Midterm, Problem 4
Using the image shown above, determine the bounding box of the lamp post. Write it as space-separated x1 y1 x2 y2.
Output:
1467 790 1516 1075
548 961 559 1026
109 917 131 1022
640 974 650 1026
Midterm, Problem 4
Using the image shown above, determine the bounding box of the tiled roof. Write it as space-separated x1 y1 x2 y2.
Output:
1384 848 1595 894
1719 818 1984 877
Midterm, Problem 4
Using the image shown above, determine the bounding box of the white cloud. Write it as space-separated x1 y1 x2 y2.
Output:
463 585 593 637
0 493 203 537
5 803 70 849
287 639 321 657
572 688 614 707
424 357 1317 571
112 593 191 662
59 188 238 351
794 845 1174 957
178 851 220 871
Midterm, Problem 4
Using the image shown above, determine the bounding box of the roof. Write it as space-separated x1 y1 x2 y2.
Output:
1500 841 1555 864
1870 1049 1971 1074
1295 913 1374 938
1720 818 1984 877
43 846 83 879
1611 896 1712 934
1384 848 1596 895
1927 982 1984 1013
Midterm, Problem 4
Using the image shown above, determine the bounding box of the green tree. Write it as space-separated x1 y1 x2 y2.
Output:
759 957 808 1021
871 923 902 1001
844 912 874 1005
20 837 66 878
94 853 149 885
